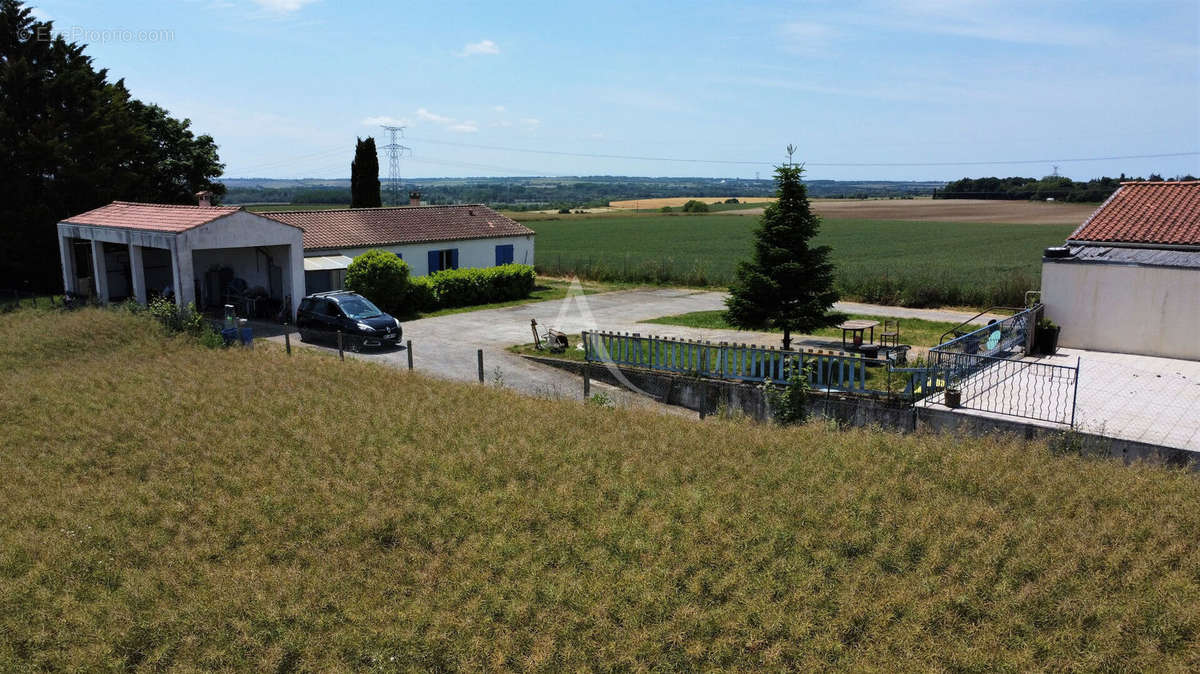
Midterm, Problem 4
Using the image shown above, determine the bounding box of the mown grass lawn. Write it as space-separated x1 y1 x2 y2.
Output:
2 308 1199 670
640 310 964 347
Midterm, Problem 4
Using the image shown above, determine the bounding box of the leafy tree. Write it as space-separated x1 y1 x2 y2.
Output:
724 149 842 350
350 137 381 208
344 249 410 314
681 199 710 213
0 0 225 292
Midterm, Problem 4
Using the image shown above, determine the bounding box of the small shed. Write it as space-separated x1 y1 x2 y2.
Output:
1041 181 1200 360
57 197 306 319
258 204 535 292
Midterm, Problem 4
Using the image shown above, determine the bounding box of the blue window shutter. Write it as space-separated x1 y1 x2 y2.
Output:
394 251 403 260
449 249 459 269
427 250 440 274
496 244 513 265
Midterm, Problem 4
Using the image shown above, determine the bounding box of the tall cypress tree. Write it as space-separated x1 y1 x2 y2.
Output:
350 137 381 208
724 147 842 350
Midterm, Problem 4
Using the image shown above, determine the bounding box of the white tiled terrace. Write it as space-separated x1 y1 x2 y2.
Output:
929 348 1200 451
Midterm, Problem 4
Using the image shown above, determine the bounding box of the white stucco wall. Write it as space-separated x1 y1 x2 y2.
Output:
1042 259 1200 360
58 210 306 319
313 233 535 278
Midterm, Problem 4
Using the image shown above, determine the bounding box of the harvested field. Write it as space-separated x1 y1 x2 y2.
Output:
809 198 1096 225
609 196 777 209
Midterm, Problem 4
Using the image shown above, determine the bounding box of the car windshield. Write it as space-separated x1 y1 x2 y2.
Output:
337 296 383 319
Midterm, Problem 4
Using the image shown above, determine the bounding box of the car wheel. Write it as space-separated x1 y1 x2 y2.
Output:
298 329 310 342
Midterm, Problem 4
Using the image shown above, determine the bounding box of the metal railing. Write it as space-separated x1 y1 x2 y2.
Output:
581 330 922 398
928 304 1079 426
927 351 1080 426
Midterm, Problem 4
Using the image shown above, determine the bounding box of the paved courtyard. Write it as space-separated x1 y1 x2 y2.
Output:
932 347 1200 451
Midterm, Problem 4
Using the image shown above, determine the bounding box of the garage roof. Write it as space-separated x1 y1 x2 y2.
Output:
1069 181 1200 247
62 201 245 233
303 255 354 271
259 204 534 249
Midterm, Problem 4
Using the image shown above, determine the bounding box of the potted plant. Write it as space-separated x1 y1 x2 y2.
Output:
943 369 962 408
1035 318 1061 355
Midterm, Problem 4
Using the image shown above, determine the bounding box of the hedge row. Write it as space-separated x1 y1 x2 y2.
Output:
411 263 536 310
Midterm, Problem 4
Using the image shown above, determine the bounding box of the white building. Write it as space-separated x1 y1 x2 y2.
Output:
56 195 307 318
56 193 536 317
1041 180 1200 360
258 202 535 294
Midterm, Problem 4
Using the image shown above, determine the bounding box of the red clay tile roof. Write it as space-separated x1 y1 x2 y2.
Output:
62 201 244 233
1068 181 1200 246
258 204 534 249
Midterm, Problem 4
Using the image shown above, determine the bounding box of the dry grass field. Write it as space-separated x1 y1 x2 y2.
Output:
609 197 1096 225
810 198 1097 225
609 196 777 209
3 308 1200 670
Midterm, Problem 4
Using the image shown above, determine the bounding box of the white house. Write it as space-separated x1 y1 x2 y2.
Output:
259 201 535 294
57 195 307 318
1041 180 1200 360
56 193 536 317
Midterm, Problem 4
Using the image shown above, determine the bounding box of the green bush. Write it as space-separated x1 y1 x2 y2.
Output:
681 199 710 213
345 250 411 315
406 276 437 313
660 206 672 213
425 264 536 308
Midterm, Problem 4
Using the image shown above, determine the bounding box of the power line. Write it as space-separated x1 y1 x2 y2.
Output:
401 136 1200 168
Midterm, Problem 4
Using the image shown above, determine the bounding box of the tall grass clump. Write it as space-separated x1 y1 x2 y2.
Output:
2 307 1199 670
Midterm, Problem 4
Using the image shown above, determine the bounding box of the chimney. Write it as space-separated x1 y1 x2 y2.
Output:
195 190 214 207
409 190 421 207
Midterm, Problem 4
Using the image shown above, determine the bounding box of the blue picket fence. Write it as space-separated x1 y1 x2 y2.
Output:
581 330 923 397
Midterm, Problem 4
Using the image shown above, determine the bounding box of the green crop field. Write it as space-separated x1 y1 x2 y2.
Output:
3 308 1199 670
525 214 1075 308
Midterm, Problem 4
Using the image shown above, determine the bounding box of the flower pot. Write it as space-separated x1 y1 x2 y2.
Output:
945 388 962 408
1035 326 1060 355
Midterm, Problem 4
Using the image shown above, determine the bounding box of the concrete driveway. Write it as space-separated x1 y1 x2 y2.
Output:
264 287 1000 409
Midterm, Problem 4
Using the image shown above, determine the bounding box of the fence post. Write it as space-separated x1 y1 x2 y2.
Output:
583 362 591 399
1070 356 1080 428
477 349 484 382
284 330 291 355
406 340 413 370
337 331 344 361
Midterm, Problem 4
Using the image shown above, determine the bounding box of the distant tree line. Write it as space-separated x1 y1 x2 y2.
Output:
223 177 944 209
935 174 1198 203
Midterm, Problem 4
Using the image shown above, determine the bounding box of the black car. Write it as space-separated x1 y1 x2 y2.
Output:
296 291 402 350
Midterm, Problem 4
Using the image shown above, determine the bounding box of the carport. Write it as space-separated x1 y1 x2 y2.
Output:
57 197 306 319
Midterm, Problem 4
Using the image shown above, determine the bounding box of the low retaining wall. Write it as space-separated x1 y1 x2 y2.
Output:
522 355 1200 468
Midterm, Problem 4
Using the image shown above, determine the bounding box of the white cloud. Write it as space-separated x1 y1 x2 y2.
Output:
250 0 318 13
460 39 500 56
416 107 452 124
520 117 541 128
493 105 506 113
362 115 411 127
448 121 479 133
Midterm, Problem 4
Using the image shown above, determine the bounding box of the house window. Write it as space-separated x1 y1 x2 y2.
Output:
427 248 459 273
495 244 514 265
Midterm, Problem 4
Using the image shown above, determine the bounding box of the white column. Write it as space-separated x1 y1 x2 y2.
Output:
58 232 77 294
171 242 196 309
128 243 147 305
287 242 305 321
90 240 109 304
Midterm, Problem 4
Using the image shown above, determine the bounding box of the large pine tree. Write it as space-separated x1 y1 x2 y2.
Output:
350 137 381 208
0 0 225 292
724 150 842 350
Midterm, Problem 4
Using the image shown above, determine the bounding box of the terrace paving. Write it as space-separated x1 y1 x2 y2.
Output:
927 348 1200 451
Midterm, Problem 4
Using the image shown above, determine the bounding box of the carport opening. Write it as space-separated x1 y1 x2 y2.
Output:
193 245 290 319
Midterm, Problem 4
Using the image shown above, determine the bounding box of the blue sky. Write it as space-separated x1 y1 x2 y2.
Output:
28 0 1200 181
